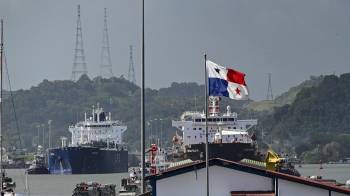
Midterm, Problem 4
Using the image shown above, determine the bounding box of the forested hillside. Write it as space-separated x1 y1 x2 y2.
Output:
3 75 249 152
4 73 350 163
245 76 323 112
253 74 350 163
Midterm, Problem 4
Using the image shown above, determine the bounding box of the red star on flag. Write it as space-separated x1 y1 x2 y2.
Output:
235 87 241 95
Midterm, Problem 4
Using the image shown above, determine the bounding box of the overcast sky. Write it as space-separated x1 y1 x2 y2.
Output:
1 0 350 100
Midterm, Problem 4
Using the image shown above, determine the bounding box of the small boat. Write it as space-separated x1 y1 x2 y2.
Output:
27 155 49 175
346 179 350 189
119 168 142 196
72 182 116 196
319 160 324 169
1 172 16 196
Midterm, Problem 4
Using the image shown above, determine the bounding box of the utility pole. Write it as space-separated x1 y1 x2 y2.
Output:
48 120 52 149
36 124 40 147
42 124 45 149
0 19 4 192
140 0 145 193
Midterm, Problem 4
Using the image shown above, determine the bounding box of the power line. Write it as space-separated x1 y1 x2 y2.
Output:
71 4 87 81
266 73 273 100
128 45 136 84
100 8 113 78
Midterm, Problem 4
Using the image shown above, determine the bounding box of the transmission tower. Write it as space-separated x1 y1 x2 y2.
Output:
266 73 274 100
100 8 113 78
128 45 136 84
71 4 88 81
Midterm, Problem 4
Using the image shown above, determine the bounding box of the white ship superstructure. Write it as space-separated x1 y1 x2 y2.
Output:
172 97 257 146
69 104 127 146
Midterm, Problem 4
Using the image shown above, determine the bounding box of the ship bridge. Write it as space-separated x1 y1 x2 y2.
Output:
172 97 257 146
69 104 127 146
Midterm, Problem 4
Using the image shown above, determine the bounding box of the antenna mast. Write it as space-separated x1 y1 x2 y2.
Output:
100 8 113 78
71 4 88 81
266 73 273 100
128 45 136 84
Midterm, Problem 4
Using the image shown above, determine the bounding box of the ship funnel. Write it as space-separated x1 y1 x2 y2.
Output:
208 96 220 116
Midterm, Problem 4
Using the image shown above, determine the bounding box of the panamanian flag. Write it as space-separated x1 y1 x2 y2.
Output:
206 60 249 100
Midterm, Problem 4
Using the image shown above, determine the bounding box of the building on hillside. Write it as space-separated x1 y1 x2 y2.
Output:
146 158 350 196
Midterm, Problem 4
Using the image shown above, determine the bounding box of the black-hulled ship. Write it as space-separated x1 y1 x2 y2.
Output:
171 96 262 162
48 104 128 174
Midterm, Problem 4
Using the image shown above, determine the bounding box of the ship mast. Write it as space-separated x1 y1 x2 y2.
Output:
0 19 4 192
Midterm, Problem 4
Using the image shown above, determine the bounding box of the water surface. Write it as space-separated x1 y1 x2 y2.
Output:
7 169 127 196
6 164 350 196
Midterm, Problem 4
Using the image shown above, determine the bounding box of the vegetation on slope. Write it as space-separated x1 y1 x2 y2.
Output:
3 75 248 152
4 73 350 163
246 76 323 112
253 74 350 163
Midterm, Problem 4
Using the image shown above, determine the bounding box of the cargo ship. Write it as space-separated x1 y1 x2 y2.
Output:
48 104 128 174
171 96 262 162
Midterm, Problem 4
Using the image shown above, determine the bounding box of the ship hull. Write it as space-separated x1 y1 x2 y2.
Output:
48 147 128 174
184 143 262 162
27 167 49 175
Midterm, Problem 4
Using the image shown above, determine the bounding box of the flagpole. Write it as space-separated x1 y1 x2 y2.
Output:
140 0 145 193
204 53 209 196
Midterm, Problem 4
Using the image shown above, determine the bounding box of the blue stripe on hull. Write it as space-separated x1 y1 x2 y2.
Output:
48 147 128 174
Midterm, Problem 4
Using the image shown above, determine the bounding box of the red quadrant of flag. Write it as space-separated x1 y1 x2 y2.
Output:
226 68 246 86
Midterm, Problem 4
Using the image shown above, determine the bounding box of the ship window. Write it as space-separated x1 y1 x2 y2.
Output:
195 136 197 139
233 127 236 129
195 119 201 122
229 118 235 121
199 128 202 130
193 128 196 130
208 119 213 122
228 127 231 129
223 118 227 121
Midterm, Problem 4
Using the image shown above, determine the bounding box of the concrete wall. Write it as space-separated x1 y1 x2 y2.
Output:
156 166 272 196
